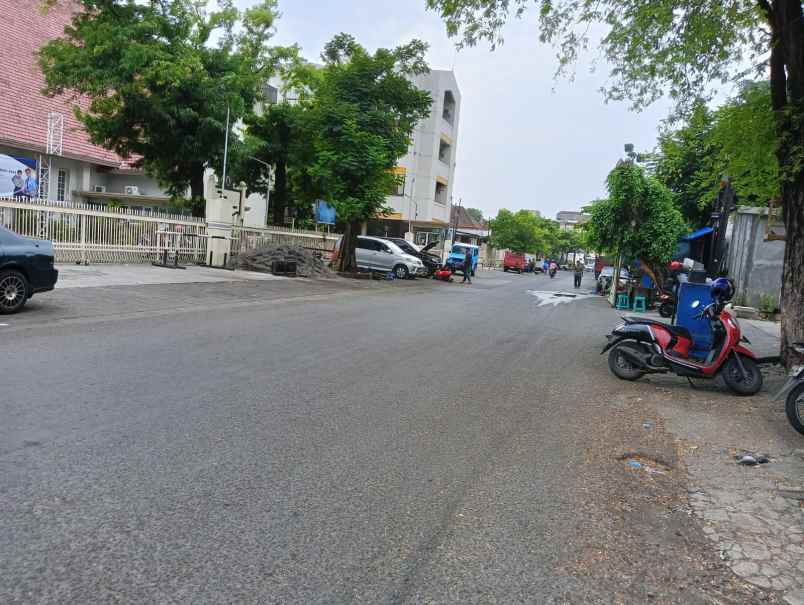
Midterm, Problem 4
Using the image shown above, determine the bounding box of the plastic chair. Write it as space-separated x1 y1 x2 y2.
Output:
616 293 630 310
632 295 647 313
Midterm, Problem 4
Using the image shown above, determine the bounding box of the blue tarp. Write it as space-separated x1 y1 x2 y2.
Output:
681 226 714 241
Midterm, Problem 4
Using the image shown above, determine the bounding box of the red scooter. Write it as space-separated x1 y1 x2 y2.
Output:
602 283 763 395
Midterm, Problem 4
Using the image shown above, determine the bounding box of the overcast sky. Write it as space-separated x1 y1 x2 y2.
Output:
240 0 675 221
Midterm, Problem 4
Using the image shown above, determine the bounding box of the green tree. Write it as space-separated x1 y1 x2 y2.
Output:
39 0 287 214
488 209 547 253
307 34 432 272
427 0 804 365
654 83 780 227
465 207 484 223
586 162 686 282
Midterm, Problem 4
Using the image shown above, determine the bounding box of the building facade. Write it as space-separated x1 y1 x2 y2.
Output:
556 210 590 231
0 0 267 226
369 70 461 245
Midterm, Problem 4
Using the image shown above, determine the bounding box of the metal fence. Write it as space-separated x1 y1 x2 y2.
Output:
0 196 207 264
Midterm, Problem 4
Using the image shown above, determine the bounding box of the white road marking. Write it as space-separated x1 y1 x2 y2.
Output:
527 290 597 307
0 323 8 327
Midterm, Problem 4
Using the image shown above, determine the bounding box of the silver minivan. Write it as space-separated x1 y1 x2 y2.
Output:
355 236 425 278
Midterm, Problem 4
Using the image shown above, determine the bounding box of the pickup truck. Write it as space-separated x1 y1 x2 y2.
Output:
503 251 526 273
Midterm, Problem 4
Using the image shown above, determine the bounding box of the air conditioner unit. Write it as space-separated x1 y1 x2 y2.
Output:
93 185 106 193
124 185 140 195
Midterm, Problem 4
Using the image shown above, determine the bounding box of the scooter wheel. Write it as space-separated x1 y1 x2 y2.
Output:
608 342 646 381
722 354 763 396
659 302 674 318
784 384 804 436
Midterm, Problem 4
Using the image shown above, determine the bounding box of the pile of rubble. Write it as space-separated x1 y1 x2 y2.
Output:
236 245 335 278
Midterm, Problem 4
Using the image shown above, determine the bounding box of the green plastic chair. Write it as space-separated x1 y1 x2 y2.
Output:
632 295 647 313
616 293 630 310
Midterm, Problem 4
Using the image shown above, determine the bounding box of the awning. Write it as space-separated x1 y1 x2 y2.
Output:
681 226 714 241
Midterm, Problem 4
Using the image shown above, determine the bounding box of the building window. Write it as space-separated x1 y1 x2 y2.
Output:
393 173 406 196
438 139 452 164
442 91 456 125
56 169 70 201
434 181 447 205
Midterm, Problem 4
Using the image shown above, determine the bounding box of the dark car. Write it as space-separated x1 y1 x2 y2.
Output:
384 238 441 276
0 225 58 314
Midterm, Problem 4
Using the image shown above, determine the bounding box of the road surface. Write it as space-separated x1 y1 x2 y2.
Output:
1 269 749 603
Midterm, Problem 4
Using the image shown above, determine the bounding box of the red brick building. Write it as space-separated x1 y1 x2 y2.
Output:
0 0 169 207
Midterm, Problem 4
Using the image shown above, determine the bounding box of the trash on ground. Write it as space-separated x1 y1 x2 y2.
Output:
734 451 771 466
627 460 642 469
643 420 653 430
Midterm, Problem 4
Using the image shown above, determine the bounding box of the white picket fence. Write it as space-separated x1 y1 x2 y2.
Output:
230 224 340 264
0 196 207 264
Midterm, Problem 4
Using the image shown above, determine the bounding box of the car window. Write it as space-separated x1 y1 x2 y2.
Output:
376 242 391 253
357 238 377 251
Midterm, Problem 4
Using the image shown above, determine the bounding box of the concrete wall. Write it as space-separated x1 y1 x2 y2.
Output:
725 207 785 308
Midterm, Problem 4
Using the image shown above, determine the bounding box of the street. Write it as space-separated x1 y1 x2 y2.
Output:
0 270 781 603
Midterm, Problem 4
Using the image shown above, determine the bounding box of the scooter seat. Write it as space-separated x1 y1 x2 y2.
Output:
624 317 691 341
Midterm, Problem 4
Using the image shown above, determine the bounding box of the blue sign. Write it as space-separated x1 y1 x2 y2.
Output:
314 200 336 225
0 154 37 197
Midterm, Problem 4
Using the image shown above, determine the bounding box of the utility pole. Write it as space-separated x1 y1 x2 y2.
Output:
221 105 231 193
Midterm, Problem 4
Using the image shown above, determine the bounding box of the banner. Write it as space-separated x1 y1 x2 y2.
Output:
0 154 37 197
314 200 336 225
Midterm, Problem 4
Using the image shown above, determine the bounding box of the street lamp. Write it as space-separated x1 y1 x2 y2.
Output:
249 156 272 226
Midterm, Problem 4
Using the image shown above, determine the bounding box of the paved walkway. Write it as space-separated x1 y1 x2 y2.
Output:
55 264 285 289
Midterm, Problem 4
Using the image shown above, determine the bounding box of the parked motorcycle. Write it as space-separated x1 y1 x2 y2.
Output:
549 267 557 279
774 343 804 435
657 290 675 318
602 278 763 395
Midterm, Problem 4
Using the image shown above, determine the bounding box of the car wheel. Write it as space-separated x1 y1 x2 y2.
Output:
0 270 29 314
393 264 410 280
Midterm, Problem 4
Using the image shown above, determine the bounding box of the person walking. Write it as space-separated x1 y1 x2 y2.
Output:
573 259 584 288
462 247 473 284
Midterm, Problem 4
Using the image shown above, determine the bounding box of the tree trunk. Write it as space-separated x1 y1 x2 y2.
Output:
335 219 360 273
190 168 205 218
271 159 287 226
769 0 804 367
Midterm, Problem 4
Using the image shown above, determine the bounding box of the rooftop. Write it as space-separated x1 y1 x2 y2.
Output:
0 0 128 167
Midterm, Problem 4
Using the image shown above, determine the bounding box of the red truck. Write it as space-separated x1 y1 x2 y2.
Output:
503 251 527 273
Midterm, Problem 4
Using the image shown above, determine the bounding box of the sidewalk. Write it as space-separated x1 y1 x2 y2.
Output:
612 307 803 602
55 263 285 289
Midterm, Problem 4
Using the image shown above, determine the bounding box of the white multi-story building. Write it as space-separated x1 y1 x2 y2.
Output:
369 70 461 245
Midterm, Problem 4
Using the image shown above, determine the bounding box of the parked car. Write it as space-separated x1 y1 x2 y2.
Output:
384 238 441 276
336 235 425 278
584 261 595 272
0 225 58 314
446 243 479 276
503 251 527 273
596 266 630 294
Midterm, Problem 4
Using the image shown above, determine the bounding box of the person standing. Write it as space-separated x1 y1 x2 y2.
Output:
11 170 24 196
573 259 584 288
462 248 473 284
23 168 37 198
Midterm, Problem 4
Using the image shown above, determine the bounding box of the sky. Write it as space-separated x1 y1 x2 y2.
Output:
236 0 676 221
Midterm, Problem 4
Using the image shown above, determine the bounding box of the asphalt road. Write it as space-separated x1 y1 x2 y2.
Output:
0 270 742 604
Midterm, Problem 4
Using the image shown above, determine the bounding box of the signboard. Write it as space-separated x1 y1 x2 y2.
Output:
314 200 336 225
0 154 37 197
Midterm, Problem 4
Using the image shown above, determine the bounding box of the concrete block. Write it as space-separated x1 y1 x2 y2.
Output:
733 306 759 319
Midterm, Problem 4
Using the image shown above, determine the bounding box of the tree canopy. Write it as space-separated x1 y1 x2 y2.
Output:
302 34 432 272
465 207 484 223
586 162 686 265
654 82 780 227
489 209 547 253
39 0 291 211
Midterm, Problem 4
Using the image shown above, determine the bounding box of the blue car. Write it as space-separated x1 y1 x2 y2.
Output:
446 243 479 276
0 225 58 314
